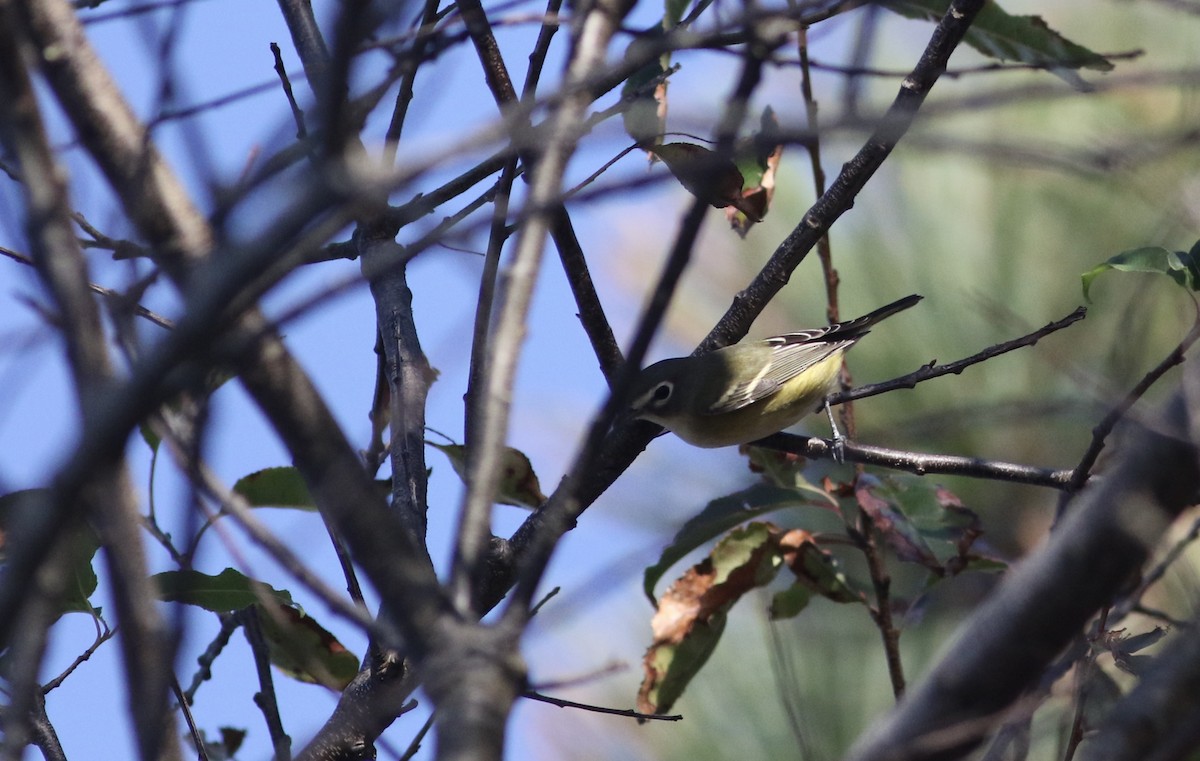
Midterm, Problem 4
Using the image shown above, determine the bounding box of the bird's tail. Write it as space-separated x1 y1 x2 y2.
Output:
826 294 923 338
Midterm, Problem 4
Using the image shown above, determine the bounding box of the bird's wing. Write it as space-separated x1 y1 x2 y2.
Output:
705 331 856 414
703 295 921 415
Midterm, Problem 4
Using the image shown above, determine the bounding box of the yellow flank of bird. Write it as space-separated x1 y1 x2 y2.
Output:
628 294 921 448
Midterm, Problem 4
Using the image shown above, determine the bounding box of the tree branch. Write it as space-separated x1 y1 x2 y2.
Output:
756 433 1074 489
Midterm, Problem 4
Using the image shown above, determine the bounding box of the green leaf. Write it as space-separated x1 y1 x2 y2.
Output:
232 467 318 511
59 526 101 615
781 531 862 605
882 479 977 539
664 0 690 29
155 569 357 689
152 568 294 612
961 555 1007 574
140 421 161 452
708 521 784 589
620 30 670 147
643 483 816 603
769 584 813 619
881 0 1111 83
1081 245 1200 302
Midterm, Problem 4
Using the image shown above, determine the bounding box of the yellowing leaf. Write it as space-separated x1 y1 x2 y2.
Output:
643 483 816 602
255 603 359 690
726 107 783 237
429 441 547 509
777 528 862 607
638 522 786 715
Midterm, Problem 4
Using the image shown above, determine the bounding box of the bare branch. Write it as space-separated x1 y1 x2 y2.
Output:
172 676 211 761
240 606 292 761
521 690 683 722
758 433 1074 489
831 306 1088 407
1063 309 1200 497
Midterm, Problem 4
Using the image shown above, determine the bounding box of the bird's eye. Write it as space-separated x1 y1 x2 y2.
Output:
652 382 673 403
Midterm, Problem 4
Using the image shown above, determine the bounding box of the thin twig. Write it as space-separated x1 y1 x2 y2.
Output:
793 23 838 316
852 515 905 697
0 245 174 329
1112 509 1200 623
271 41 308 141
455 155 520 613
172 675 211 761
519 0 562 102
1063 311 1200 498
1062 608 1109 761
526 660 625 692
382 0 441 164
522 690 683 722
241 606 292 761
803 49 1144 80
397 714 435 761
831 306 1088 407
41 615 116 693
184 614 240 703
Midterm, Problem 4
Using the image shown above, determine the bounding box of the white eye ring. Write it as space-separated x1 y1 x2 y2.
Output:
651 381 673 404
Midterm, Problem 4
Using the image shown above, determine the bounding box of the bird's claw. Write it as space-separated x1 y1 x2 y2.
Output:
823 397 847 464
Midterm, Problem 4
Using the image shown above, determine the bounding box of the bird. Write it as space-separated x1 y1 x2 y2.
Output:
628 294 922 449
